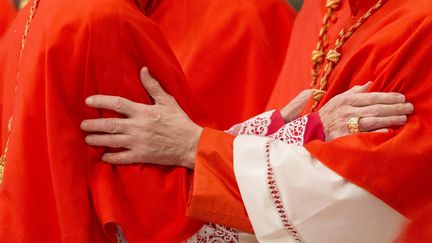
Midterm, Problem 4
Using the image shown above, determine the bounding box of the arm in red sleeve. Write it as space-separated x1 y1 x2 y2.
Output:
186 113 325 233
186 128 254 233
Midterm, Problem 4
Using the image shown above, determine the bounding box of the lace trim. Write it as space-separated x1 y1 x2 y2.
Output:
187 223 240 243
270 116 308 146
226 111 274 136
265 139 304 242
264 116 308 242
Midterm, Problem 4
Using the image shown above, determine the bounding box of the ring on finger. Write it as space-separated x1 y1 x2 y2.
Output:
347 117 361 134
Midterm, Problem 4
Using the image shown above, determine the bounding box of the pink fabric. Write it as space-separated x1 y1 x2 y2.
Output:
304 112 325 143
267 110 286 135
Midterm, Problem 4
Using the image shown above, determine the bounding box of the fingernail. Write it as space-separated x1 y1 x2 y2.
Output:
85 136 92 144
80 121 87 129
86 97 93 105
141 67 148 75
363 81 373 87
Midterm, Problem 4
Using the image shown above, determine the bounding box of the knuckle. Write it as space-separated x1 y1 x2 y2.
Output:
148 112 162 123
106 120 119 133
346 95 358 105
116 154 126 163
111 98 123 111
360 118 373 129
110 135 121 147
370 106 380 116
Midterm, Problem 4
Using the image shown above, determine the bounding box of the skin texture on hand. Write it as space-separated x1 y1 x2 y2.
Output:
318 82 414 141
81 71 413 168
81 67 202 169
280 89 312 122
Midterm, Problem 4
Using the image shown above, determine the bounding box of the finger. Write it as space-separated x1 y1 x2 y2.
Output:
359 116 407 132
349 92 406 106
140 67 172 104
294 89 313 105
85 95 142 117
85 134 132 148
372 128 389 133
344 81 373 94
81 118 129 134
356 102 414 117
101 151 136 165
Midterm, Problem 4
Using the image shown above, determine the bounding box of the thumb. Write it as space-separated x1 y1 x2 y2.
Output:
140 67 170 104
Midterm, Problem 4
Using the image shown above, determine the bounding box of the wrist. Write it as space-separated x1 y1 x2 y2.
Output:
179 125 203 169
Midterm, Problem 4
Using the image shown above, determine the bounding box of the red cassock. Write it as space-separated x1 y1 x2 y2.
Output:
150 0 296 129
0 0 17 39
0 0 298 241
0 0 203 241
186 0 432 240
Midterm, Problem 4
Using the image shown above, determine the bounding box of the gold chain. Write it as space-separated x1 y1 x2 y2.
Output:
0 0 41 183
310 0 341 87
310 0 387 110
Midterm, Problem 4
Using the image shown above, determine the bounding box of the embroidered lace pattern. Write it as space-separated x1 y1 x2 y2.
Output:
263 115 309 242
187 114 309 242
270 116 308 146
187 223 240 243
226 110 274 136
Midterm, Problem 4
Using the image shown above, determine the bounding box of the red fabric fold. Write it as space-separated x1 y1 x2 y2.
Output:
150 0 296 129
0 0 17 39
0 0 202 241
303 0 432 222
304 112 325 143
187 128 253 233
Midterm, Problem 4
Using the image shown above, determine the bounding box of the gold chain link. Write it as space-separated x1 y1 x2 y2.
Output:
0 0 41 183
310 0 341 87
310 0 387 110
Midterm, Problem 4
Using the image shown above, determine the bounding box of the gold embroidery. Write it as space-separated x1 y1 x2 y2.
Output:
309 0 388 110
0 0 41 183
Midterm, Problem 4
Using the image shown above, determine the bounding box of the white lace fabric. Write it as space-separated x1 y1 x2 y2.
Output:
270 116 308 146
187 223 240 243
188 113 310 242
226 111 274 136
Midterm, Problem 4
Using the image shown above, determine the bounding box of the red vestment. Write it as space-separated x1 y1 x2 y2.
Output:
1 0 298 241
0 0 203 241
0 0 17 39
150 0 296 129
187 0 432 240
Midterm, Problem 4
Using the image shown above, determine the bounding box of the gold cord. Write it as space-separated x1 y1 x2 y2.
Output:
310 0 387 111
0 0 41 183
310 0 341 87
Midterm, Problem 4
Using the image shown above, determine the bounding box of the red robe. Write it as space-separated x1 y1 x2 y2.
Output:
0 0 17 39
0 0 203 241
150 0 296 129
186 0 432 240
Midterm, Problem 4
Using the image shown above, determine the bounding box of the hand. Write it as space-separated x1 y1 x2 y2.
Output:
81 67 202 169
280 89 312 122
319 82 414 141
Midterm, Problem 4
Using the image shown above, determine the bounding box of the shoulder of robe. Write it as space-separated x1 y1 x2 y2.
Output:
45 0 157 38
392 0 432 27
199 0 293 22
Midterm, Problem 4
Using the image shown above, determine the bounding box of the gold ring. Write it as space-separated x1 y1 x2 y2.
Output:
347 117 361 134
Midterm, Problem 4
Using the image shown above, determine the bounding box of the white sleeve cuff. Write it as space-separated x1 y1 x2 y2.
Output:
233 135 407 243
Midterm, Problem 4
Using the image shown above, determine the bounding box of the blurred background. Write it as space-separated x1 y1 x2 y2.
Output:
287 0 304 11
